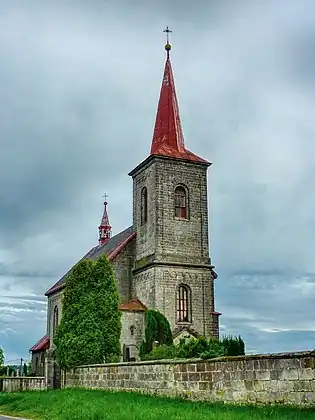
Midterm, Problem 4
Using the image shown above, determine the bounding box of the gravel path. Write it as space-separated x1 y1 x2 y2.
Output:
0 416 31 420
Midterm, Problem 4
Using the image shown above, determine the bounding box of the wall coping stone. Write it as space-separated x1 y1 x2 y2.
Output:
74 350 315 369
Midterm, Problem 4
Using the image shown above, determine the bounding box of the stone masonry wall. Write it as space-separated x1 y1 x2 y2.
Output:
131 156 217 338
1 377 46 392
120 310 145 361
48 289 63 346
112 239 135 304
65 351 315 406
131 156 211 266
154 158 210 265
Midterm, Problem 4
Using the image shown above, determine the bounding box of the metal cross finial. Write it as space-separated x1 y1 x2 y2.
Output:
163 26 172 44
102 193 108 203
163 26 172 59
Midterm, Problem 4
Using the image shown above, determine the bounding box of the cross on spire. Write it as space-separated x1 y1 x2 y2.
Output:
102 193 108 204
163 26 172 43
149 28 209 164
163 26 172 59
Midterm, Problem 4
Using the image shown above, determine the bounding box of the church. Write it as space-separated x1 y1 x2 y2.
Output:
30 33 221 379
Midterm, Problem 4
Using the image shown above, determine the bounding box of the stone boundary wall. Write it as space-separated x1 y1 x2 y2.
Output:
0 376 46 392
65 351 315 405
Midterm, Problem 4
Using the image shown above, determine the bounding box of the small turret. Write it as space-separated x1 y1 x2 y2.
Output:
98 194 111 245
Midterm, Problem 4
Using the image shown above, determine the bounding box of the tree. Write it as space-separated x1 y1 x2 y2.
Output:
54 255 122 369
0 347 4 367
23 363 28 376
140 310 173 356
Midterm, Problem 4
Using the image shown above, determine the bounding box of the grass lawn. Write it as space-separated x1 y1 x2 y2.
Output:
0 389 314 420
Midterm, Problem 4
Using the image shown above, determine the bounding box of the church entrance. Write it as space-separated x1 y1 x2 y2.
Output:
123 344 136 362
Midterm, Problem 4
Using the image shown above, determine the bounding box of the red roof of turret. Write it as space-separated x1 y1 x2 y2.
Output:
150 56 209 164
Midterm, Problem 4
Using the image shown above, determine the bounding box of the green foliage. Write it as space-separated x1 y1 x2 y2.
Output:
141 335 245 361
0 347 4 366
54 255 122 369
177 336 210 359
0 365 15 377
222 335 245 356
199 339 227 359
23 363 28 376
27 361 33 376
142 344 178 361
140 310 173 356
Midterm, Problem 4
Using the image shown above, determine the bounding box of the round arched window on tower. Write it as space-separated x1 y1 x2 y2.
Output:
174 185 188 219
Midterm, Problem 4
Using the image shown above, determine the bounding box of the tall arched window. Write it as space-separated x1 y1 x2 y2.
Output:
175 186 188 219
141 187 148 225
176 285 191 323
53 305 59 336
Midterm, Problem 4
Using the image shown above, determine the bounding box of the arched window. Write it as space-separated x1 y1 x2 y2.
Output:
175 186 188 219
176 285 191 323
141 187 148 225
53 305 59 336
130 325 135 337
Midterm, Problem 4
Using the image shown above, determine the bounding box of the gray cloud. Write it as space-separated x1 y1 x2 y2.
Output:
1 0 315 361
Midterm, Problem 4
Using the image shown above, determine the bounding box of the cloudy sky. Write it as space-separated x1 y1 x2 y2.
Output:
1 0 315 363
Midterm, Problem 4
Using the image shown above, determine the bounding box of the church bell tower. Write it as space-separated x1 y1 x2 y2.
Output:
129 28 220 339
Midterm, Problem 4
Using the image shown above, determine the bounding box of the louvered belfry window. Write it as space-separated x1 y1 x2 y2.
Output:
175 186 187 218
177 285 190 322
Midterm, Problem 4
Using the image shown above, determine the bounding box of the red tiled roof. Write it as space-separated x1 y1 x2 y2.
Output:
119 298 147 312
29 334 50 352
150 58 209 165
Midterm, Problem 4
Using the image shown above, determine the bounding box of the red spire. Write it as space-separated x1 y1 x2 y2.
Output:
98 194 111 245
150 31 209 164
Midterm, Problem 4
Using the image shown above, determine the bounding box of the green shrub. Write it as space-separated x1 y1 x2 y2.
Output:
142 344 178 361
200 339 226 359
141 334 245 361
222 335 245 356
140 310 173 356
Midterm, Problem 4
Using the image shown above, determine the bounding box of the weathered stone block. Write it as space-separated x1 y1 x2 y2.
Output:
196 363 206 372
200 371 212 382
244 380 253 391
187 364 196 372
253 380 264 392
244 370 253 380
244 360 254 371
255 370 270 380
188 372 200 381
278 368 299 381
303 358 315 369
270 370 278 380
298 368 314 380
199 381 211 391
293 381 312 392
278 380 294 392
